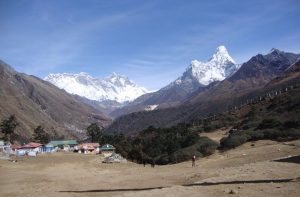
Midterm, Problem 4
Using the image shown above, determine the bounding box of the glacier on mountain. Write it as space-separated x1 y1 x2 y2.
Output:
177 45 239 86
44 46 239 107
44 72 149 103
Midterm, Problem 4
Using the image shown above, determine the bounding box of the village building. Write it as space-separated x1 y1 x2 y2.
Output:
10 144 20 151
100 144 115 157
0 140 12 159
17 142 43 156
43 143 56 153
0 140 12 150
0 141 14 156
20 142 43 152
75 143 100 154
48 140 78 151
0 140 5 152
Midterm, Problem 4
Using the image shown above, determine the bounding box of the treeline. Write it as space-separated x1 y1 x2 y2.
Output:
0 115 63 144
90 86 300 163
190 84 299 127
88 123 218 165
189 114 237 133
219 86 300 149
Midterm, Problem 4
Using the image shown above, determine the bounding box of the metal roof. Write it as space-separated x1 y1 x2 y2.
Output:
20 142 43 149
45 143 54 148
49 140 78 146
100 144 115 151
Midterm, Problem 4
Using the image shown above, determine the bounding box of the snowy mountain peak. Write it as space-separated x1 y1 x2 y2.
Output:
44 72 149 103
108 72 120 79
177 46 239 86
270 48 282 54
79 72 89 76
106 72 134 87
216 45 227 52
210 45 236 64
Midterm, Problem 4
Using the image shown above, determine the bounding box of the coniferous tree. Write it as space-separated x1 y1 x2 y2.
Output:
86 123 102 142
32 125 50 144
0 115 18 142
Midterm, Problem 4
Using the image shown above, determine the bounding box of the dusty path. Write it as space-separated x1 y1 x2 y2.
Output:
200 128 230 142
0 140 300 197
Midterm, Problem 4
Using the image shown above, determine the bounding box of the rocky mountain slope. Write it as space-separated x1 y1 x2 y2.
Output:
111 46 239 118
105 49 300 134
186 48 300 104
0 60 111 142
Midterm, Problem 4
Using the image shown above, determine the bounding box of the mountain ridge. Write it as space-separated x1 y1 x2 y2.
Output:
105 49 300 134
0 60 111 142
44 72 149 103
111 45 239 118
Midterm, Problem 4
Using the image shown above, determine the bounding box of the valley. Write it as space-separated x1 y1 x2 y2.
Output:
1 139 299 197
105 50 300 134
1 1 299 196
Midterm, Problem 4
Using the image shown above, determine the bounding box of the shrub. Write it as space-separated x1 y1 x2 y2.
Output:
263 129 281 139
245 130 264 140
283 121 299 129
241 121 260 130
155 137 218 164
196 137 219 155
155 154 170 165
256 118 281 130
286 129 300 138
220 133 251 149
169 145 202 164
203 125 216 132
220 128 300 150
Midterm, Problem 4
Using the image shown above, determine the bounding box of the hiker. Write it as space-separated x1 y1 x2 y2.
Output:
192 155 196 167
151 159 155 168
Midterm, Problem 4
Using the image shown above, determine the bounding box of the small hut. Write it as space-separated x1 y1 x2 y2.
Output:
0 141 13 155
18 142 43 156
100 144 115 157
0 140 5 152
20 142 43 152
76 143 100 154
43 143 56 153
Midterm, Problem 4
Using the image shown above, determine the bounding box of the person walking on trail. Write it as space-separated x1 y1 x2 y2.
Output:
151 159 155 168
192 155 196 167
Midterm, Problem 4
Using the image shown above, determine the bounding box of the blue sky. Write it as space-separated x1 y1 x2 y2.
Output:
1 0 300 90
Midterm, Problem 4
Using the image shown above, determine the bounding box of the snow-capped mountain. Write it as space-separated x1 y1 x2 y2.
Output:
111 45 240 117
44 72 149 103
172 45 239 87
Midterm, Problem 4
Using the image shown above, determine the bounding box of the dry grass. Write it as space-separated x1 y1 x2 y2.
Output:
1 140 300 197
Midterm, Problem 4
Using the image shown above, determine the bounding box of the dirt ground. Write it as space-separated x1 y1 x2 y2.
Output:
200 128 230 142
0 139 300 197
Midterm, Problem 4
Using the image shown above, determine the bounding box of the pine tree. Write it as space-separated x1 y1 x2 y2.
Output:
87 123 102 142
0 115 18 142
32 125 50 144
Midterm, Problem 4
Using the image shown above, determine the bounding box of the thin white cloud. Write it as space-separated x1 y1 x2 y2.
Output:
4 11 135 76
1 0 299 91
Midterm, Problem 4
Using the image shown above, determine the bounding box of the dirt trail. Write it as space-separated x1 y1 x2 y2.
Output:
200 128 230 142
0 140 300 197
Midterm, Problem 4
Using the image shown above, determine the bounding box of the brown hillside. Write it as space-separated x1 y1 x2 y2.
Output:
0 60 111 142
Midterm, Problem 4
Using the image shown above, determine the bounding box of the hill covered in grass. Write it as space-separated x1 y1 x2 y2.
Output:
101 81 300 164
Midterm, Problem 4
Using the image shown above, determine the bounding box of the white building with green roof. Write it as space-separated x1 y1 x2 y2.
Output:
100 144 115 157
48 140 78 151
